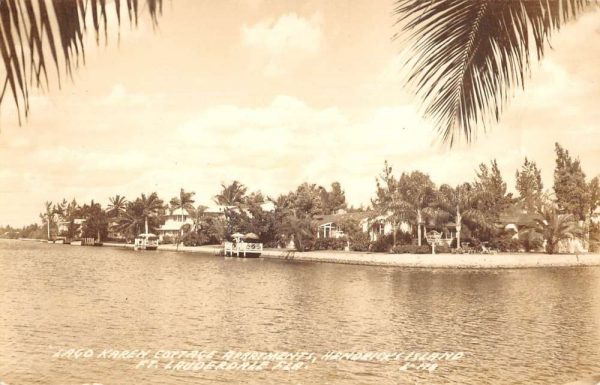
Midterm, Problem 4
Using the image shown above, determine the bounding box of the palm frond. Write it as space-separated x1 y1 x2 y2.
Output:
1 0 162 125
394 0 596 145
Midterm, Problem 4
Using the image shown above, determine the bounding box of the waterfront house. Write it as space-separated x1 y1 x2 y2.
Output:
315 210 410 241
496 203 588 253
496 203 540 237
57 218 85 240
158 208 194 241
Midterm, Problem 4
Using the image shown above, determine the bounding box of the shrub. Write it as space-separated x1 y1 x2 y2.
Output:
391 244 432 254
489 236 522 252
518 232 544 252
313 237 348 251
182 231 209 247
369 231 416 252
396 231 414 245
350 232 370 252
161 235 174 244
370 234 393 252
435 245 452 254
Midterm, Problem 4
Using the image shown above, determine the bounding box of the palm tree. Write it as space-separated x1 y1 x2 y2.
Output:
169 188 195 249
397 171 437 246
0 0 163 123
214 181 247 206
393 0 598 144
115 193 163 240
169 188 195 222
116 204 145 241
527 205 583 254
435 183 489 249
189 205 209 232
278 212 314 251
107 195 128 219
140 192 164 234
63 198 81 240
39 200 55 240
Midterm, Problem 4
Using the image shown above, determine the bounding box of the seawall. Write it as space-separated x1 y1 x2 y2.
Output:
100 242 600 269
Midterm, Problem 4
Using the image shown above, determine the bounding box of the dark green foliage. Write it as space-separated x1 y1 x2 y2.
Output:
0 223 45 239
590 223 600 253
349 232 370 252
390 244 432 254
79 200 108 241
474 160 512 217
368 234 396 252
435 245 452 254
372 161 436 247
518 229 544 252
312 237 348 251
201 216 227 244
224 201 278 245
320 182 347 215
516 158 544 212
554 143 589 221
182 231 209 247
214 181 247 206
528 205 582 254
489 236 522 253
116 192 164 239
161 235 174 245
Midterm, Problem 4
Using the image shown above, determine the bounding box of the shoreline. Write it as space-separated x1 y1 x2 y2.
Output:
100 241 600 269
9 239 600 269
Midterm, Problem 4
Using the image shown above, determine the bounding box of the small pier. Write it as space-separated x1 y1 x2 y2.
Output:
223 241 263 257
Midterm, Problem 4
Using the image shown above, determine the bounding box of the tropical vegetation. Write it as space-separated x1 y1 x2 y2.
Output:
2 143 599 255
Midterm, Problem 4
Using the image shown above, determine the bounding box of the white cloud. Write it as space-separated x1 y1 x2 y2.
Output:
175 95 444 205
241 12 324 76
102 84 162 106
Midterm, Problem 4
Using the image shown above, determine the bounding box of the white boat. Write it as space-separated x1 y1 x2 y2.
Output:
134 233 159 251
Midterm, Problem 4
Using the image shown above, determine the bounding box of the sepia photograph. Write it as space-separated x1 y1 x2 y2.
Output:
1 1 600 384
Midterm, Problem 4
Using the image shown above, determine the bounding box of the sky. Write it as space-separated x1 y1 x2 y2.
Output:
1 1 600 227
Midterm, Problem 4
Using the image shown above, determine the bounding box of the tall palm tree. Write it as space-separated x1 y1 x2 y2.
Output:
394 0 598 144
39 200 54 240
116 193 163 239
0 0 163 123
435 183 489 249
169 188 195 222
189 204 208 232
140 192 164 234
107 195 128 219
214 181 247 206
169 188 195 249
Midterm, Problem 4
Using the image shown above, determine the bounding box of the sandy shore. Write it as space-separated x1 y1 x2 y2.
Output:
99 242 600 269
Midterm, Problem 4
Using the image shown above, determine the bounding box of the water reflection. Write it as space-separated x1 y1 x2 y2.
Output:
1 240 599 385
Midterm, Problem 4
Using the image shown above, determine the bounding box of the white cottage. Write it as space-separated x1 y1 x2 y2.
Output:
315 211 411 241
158 208 194 241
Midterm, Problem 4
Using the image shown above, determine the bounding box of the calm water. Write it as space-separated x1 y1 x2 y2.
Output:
1 240 600 385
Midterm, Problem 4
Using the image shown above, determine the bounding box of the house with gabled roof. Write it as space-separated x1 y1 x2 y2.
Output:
314 210 410 241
